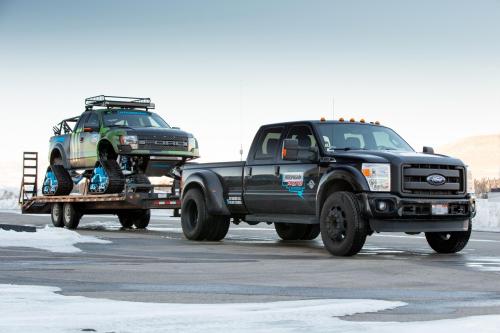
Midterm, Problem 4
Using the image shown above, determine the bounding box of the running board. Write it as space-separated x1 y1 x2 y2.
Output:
245 214 318 225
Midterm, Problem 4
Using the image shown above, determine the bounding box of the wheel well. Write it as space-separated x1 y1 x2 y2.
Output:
182 182 204 200
98 140 117 160
50 149 63 165
319 179 355 211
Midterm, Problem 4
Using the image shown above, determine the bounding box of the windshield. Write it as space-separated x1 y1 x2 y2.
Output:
316 123 414 152
103 110 170 128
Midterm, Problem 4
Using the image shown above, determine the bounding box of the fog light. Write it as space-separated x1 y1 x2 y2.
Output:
377 200 388 211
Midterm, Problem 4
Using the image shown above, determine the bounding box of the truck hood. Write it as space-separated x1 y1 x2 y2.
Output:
331 150 465 167
124 127 193 138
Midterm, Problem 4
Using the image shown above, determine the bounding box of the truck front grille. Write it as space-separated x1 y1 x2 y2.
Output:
402 164 465 196
138 135 188 151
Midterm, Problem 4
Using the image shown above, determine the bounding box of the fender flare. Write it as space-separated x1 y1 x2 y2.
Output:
97 139 118 156
315 165 370 217
182 170 230 216
50 145 70 169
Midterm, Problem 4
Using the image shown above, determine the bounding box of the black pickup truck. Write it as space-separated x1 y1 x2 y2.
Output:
180 119 476 256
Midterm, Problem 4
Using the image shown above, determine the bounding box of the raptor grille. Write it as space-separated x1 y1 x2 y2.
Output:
138 135 188 151
402 164 465 196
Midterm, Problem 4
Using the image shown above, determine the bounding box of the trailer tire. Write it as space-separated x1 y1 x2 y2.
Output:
205 216 230 241
301 224 321 240
320 191 367 256
51 203 64 228
425 220 472 254
133 209 151 229
117 212 134 229
274 223 308 241
181 188 211 241
62 203 81 230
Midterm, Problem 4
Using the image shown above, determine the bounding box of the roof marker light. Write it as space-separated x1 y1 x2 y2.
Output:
360 118 366 123
375 121 380 125
320 117 326 122
339 117 345 122
350 118 355 122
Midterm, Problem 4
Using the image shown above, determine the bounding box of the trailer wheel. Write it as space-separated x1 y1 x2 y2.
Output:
320 191 367 256
301 224 320 240
133 209 151 229
51 203 64 228
425 220 472 254
62 203 81 230
181 188 211 240
274 223 308 240
117 213 134 229
205 216 230 241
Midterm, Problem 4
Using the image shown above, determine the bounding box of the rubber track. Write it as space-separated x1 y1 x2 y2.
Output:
99 159 125 194
43 165 73 196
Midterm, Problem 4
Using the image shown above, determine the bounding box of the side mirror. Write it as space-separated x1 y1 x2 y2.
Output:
172 126 180 130
282 139 318 162
83 127 98 133
423 146 435 154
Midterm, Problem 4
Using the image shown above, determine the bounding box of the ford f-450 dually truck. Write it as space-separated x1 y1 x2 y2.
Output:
180 119 476 256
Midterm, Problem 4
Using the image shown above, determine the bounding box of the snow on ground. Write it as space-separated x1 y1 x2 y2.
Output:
1 284 500 333
473 199 500 232
0 226 110 253
0 187 19 210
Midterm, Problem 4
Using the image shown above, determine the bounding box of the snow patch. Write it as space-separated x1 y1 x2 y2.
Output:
0 226 111 253
0 187 19 210
2 284 500 332
473 199 500 232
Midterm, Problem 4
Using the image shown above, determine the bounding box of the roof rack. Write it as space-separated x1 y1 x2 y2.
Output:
85 95 155 111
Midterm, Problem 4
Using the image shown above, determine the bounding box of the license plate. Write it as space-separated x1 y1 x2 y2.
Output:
432 204 448 215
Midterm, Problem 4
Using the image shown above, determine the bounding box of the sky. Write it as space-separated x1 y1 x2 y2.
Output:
0 0 499 188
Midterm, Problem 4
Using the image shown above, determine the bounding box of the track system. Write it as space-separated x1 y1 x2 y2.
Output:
42 165 73 196
88 159 125 194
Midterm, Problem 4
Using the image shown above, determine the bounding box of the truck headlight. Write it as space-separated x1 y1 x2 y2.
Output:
362 163 391 192
188 137 198 152
119 135 138 149
467 167 474 194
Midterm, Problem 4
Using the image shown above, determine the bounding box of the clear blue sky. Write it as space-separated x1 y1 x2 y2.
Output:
0 0 499 187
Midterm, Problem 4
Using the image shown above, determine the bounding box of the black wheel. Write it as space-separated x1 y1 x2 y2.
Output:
51 203 64 228
425 221 472 254
205 216 230 241
126 174 151 193
320 191 367 256
181 188 211 240
133 210 151 229
62 203 81 229
117 212 134 228
274 223 308 241
301 224 321 240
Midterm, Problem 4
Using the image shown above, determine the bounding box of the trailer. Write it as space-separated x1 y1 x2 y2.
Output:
19 152 181 229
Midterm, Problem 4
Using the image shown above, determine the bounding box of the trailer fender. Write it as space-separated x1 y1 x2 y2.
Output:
182 170 230 216
316 166 370 217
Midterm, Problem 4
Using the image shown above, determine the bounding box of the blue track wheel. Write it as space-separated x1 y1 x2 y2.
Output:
88 160 125 195
42 165 73 196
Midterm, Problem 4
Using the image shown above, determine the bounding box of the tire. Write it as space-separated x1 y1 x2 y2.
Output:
205 216 230 241
117 212 134 228
425 221 472 254
133 210 151 229
274 223 308 241
51 203 64 228
181 188 211 241
62 203 81 230
126 174 151 193
301 224 321 240
320 191 367 256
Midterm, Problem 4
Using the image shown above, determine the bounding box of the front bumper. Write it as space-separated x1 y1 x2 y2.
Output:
359 193 476 233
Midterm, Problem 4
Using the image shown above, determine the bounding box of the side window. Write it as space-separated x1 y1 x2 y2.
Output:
285 125 317 149
254 127 284 160
84 113 100 129
74 113 89 132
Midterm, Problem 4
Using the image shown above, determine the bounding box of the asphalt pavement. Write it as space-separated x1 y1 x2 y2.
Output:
1 210 500 322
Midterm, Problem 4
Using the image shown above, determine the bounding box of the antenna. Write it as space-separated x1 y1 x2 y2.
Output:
239 81 244 161
332 96 335 119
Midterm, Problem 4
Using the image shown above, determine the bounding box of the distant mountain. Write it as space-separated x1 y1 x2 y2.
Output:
438 134 500 180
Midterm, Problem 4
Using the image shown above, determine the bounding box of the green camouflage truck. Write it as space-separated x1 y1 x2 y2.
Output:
42 95 199 196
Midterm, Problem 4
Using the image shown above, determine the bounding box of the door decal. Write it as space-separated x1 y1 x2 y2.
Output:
281 172 305 198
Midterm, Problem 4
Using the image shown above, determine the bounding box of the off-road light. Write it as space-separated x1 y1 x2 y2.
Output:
362 163 391 192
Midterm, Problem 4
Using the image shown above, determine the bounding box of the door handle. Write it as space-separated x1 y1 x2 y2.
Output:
274 165 280 175
247 167 252 178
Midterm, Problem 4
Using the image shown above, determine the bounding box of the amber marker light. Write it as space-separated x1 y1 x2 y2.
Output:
362 167 372 177
339 117 345 122
360 118 366 123
350 118 355 122
320 117 326 122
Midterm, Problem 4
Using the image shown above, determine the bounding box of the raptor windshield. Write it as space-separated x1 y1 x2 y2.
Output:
103 110 170 128
316 123 414 152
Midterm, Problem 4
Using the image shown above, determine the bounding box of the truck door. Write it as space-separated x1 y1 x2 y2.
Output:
69 113 89 169
80 112 100 168
275 124 320 215
243 126 284 214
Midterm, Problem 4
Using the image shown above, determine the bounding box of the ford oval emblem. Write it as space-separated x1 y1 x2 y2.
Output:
427 174 446 186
